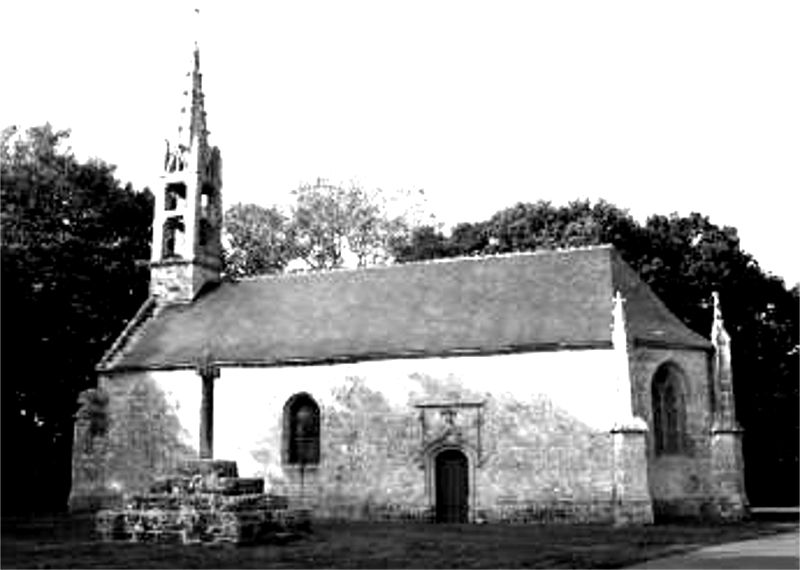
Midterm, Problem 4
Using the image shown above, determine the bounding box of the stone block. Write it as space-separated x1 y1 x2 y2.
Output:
611 424 653 525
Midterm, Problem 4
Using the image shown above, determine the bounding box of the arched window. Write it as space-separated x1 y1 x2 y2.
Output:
283 393 320 466
651 363 688 456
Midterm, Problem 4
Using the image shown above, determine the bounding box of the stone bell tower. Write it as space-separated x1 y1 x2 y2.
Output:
150 28 223 304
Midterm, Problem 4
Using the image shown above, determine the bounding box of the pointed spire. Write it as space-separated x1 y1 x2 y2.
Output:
177 38 205 150
193 5 201 43
711 291 731 373
711 291 738 428
150 1 222 304
164 4 208 175
711 292 729 344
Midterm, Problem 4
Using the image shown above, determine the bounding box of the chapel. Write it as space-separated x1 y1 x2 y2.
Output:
69 37 748 525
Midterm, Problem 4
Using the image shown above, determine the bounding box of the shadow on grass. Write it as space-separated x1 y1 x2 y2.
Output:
2 514 797 569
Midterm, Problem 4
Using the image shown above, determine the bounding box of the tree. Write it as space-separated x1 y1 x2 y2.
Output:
480 199 645 256
222 203 291 278
223 180 431 277
391 225 453 263
287 180 414 271
390 199 643 263
1 124 153 512
449 222 491 257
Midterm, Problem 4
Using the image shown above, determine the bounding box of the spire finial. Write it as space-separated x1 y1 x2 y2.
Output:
191 4 201 57
711 291 727 342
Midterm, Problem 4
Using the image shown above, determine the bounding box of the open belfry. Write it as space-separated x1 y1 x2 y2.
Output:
150 31 223 305
70 8 748 531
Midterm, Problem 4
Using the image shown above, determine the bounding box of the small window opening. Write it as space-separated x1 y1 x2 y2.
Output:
200 183 215 218
165 183 187 212
162 217 185 259
283 393 320 466
198 218 213 247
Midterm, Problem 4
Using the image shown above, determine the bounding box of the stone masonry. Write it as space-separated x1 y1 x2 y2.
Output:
75 348 655 524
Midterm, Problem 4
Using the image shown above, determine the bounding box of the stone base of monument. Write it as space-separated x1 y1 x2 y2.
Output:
95 460 306 545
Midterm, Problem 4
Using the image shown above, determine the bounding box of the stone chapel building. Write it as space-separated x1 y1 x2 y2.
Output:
69 41 748 525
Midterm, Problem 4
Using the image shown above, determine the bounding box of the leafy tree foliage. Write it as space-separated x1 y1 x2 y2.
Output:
394 200 645 263
392 225 456 262
223 180 428 276
288 180 413 271
1 124 153 512
449 222 492 257
222 202 291 278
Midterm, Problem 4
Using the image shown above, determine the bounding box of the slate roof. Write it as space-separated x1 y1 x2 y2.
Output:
99 245 712 373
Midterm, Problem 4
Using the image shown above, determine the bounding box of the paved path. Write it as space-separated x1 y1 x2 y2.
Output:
629 529 799 569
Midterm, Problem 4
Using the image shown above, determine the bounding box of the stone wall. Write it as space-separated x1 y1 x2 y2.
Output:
72 349 654 522
69 373 200 511
149 260 218 303
211 350 627 522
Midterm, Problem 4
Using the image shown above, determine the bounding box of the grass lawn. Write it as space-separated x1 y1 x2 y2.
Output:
1 514 796 569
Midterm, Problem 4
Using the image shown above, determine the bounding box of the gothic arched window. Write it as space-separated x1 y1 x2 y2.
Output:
283 393 320 466
651 363 688 456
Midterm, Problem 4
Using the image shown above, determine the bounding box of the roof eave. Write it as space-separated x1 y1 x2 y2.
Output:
632 337 714 352
95 297 160 373
98 338 615 375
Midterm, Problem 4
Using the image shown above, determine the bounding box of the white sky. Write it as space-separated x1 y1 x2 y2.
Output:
2 1 798 285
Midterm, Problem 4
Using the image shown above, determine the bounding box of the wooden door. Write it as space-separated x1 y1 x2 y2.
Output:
435 449 469 523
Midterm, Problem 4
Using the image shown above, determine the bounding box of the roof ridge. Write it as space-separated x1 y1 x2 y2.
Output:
234 243 616 284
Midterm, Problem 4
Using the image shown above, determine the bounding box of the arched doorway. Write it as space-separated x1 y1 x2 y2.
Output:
435 449 469 523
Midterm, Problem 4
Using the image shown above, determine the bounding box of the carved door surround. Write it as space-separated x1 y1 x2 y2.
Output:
414 399 485 522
